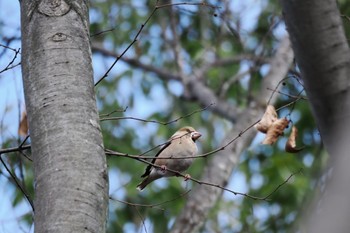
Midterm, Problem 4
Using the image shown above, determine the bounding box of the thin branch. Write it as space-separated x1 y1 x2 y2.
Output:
0 154 34 211
0 144 31 154
19 135 30 148
0 46 21 74
113 151 299 201
92 44 181 81
341 14 350 23
94 2 219 86
99 106 128 118
100 103 214 124
262 168 303 200
267 87 308 100
90 27 117 37
275 96 304 112
105 130 197 161
105 117 260 160
134 206 148 233
110 189 191 209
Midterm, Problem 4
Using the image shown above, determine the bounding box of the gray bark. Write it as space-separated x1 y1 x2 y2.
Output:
281 0 350 232
20 0 108 232
169 36 294 233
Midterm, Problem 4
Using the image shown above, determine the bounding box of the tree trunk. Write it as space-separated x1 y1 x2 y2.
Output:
20 1 108 232
281 0 350 232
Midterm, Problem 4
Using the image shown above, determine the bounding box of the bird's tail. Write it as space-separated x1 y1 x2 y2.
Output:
136 177 152 191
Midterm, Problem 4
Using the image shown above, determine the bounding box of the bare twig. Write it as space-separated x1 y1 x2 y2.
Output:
94 2 219 86
113 151 299 201
100 103 214 125
90 27 117 37
99 106 128 118
19 135 30 148
262 168 303 200
267 87 308 100
110 189 191 209
0 154 34 211
0 144 31 154
105 117 260 160
0 46 21 74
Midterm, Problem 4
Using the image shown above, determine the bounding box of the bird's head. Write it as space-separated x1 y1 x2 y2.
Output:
172 126 201 142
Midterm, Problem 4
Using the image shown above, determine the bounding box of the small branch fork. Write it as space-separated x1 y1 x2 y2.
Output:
0 135 34 211
0 44 21 74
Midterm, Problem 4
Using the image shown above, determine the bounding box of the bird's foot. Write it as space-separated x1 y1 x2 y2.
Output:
184 174 191 181
160 165 167 173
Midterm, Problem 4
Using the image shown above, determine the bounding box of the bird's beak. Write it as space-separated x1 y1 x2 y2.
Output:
191 131 202 141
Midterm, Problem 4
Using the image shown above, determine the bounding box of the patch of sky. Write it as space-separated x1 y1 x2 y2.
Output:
290 110 301 123
285 211 296 224
220 40 233 52
109 168 129 198
89 7 103 24
132 0 148 17
302 130 314 146
224 171 248 202
238 61 252 90
229 0 268 47
253 203 270 223
0 175 32 233
248 158 261 172
121 4 132 18
260 63 270 76
123 223 138 233
149 24 162 40
273 21 287 39
116 76 133 107
303 153 314 167
132 123 159 149
313 129 321 144
269 203 281 216
167 80 183 97
179 13 191 28
277 136 288 151
250 173 264 190
0 53 23 144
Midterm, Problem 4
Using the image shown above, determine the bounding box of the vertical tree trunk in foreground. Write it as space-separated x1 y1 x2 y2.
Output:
21 1 108 232
282 0 350 232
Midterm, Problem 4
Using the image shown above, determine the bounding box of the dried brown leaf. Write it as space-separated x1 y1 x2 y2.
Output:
18 111 28 136
285 126 304 153
255 105 278 133
262 118 289 145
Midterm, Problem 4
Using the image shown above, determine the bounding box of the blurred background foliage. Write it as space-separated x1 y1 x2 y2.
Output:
2 0 350 232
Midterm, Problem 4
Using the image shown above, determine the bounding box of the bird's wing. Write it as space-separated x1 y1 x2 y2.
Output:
140 140 172 178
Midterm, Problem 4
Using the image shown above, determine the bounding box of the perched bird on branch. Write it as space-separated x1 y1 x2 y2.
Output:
137 126 201 191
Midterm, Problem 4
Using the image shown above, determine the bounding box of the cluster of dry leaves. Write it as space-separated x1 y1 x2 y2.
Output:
18 111 28 136
255 105 303 153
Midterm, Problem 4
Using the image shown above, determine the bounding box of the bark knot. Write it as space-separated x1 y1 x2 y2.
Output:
52 33 67 42
38 0 70 17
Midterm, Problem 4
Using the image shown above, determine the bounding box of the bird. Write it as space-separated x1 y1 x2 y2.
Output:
136 126 201 191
